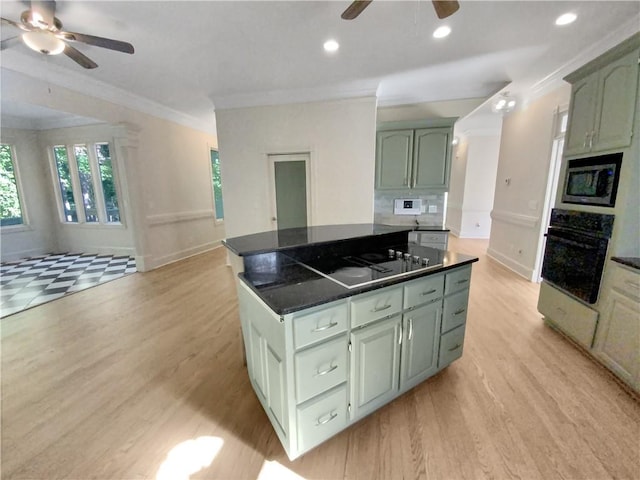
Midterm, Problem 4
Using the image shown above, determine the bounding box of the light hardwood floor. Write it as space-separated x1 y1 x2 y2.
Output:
1 238 638 479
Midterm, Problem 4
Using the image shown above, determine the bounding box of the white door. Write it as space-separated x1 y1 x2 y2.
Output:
268 153 310 230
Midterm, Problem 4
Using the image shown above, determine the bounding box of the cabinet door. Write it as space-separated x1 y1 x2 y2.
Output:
400 302 441 391
350 316 401 419
564 74 598 157
412 128 450 189
597 290 640 388
593 48 639 152
375 130 413 189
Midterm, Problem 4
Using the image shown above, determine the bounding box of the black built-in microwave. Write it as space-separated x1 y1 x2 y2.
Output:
561 153 622 207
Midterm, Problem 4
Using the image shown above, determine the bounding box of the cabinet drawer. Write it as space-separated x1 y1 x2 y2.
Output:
538 282 599 348
439 324 465 368
442 289 469 333
445 266 471 295
610 263 640 301
293 301 348 349
295 336 348 403
351 286 402 328
418 232 448 244
297 385 348 453
404 274 444 309
422 243 447 251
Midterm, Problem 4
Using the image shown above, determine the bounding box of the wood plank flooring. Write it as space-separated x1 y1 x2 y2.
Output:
1 238 638 479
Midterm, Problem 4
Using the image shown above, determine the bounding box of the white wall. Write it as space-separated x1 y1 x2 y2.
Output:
0 128 57 261
447 114 501 239
216 97 377 239
2 70 225 271
487 84 571 280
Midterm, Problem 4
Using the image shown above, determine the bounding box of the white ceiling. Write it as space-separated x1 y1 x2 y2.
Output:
1 1 639 133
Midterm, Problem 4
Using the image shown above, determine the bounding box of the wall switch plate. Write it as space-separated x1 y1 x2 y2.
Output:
428 205 437 213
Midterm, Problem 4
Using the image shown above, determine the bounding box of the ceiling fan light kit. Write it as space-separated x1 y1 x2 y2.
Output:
1 0 134 69
22 30 64 55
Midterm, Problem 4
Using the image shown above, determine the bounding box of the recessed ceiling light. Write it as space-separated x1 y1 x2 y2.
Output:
433 26 451 39
555 12 577 26
323 39 339 53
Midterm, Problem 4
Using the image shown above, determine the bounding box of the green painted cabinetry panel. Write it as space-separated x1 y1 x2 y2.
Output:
375 130 413 189
400 301 441 390
413 128 451 189
565 43 639 157
350 315 401 419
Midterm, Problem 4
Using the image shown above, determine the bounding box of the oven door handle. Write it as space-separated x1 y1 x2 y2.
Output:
544 234 599 250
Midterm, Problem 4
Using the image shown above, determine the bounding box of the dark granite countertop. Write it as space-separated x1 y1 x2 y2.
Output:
611 257 640 271
240 244 478 315
413 227 450 232
223 224 413 256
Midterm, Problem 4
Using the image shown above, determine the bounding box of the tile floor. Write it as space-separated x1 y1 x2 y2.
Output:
0 253 137 318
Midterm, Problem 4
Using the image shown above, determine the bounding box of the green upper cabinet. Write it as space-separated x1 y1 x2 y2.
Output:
375 119 455 191
564 36 639 157
413 128 451 189
375 130 413 189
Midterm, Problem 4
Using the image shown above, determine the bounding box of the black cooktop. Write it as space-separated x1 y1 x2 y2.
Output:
299 244 445 289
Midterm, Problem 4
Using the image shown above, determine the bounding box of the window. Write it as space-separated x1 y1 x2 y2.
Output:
210 149 224 220
96 143 120 222
53 145 78 222
0 144 25 226
51 142 121 225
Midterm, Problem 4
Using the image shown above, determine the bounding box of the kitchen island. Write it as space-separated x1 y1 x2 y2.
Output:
223 224 478 460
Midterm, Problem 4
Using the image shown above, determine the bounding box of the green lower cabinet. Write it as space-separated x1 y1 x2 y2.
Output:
237 264 473 460
438 324 466 368
400 301 442 391
350 315 401 420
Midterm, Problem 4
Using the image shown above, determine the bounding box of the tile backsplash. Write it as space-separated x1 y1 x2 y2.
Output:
374 190 446 227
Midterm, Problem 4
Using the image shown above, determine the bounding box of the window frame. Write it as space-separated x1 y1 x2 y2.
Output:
0 142 29 229
48 140 125 227
209 147 224 224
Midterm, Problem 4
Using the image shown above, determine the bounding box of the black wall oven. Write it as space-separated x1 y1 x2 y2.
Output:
541 209 614 304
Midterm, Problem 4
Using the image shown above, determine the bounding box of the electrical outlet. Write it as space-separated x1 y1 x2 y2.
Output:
428 205 437 213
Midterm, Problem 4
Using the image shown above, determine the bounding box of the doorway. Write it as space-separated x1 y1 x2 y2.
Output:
268 153 310 230
533 108 568 282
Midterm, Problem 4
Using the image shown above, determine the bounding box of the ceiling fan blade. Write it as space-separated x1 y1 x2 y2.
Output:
1 36 22 51
58 31 134 54
341 0 373 20
63 43 98 69
30 0 56 28
1 17 30 31
432 0 459 19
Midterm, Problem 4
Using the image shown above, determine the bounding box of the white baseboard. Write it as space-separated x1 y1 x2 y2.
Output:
487 247 536 281
1 247 48 263
145 240 223 271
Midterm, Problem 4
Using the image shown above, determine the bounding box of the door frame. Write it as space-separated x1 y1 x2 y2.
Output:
533 106 568 282
267 152 312 230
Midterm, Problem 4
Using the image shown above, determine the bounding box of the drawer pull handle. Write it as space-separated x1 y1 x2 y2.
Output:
625 280 639 289
453 308 466 316
372 304 392 312
448 344 462 352
556 307 567 316
315 364 338 377
312 321 338 332
408 318 413 341
421 289 437 296
456 279 468 285
316 412 338 426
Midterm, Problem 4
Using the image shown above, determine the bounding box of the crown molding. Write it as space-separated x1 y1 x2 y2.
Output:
1 50 216 135
212 80 379 110
528 15 640 102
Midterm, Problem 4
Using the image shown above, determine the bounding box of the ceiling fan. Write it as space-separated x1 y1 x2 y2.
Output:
0 0 134 69
342 0 460 20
